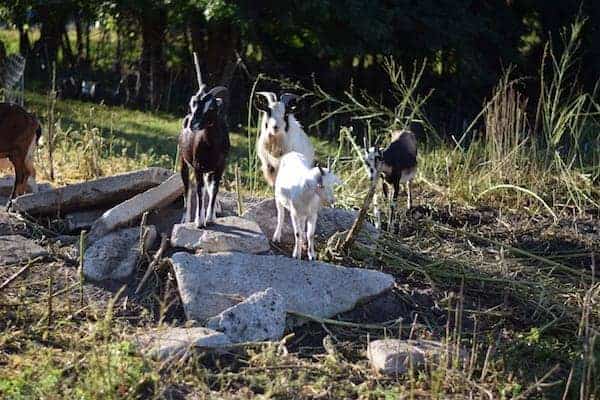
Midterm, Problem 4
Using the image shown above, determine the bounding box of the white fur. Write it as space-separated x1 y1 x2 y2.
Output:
256 94 314 184
25 136 38 193
273 152 341 261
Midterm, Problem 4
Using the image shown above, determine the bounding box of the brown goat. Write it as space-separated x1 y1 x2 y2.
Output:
0 102 42 206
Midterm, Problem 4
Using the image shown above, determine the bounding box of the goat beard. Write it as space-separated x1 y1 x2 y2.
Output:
264 133 285 158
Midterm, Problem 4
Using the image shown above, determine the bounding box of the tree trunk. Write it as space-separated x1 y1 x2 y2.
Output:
61 26 75 67
36 5 64 70
17 25 30 56
75 17 85 66
205 21 239 86
139 9 167 109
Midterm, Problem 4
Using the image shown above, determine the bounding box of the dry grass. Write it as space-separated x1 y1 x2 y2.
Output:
0 18 599 400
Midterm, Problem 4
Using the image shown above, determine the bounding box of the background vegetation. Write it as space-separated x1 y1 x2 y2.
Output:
0 1 598 399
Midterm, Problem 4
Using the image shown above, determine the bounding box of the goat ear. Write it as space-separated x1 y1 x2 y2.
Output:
281 93 299 113
256 91 277 104
254 94 270 113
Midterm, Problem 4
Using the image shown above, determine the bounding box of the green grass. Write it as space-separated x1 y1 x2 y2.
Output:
0 21 599 400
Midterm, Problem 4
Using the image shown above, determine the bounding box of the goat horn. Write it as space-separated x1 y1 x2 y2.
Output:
205 86 228 98
280 93 300 106
193 52 205 94
256 91 277 104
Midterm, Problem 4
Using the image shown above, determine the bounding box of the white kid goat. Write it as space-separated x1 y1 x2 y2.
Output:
273 151 341 261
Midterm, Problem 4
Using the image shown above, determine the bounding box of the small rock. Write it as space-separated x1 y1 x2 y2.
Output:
0 235 47 265
170 252 394 323
367 339 468 375
171 216 270 254
83 225 157 281
207 288 286 343
52 235 79 246
136 327 231 360
243 199 378 245
0 210 27 236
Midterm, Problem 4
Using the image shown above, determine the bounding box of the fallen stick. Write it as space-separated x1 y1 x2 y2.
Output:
135 235 169 294
0 257 43 291
336 168 381 255
288 310 418 330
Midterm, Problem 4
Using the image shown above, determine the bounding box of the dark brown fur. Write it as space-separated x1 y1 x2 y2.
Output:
178 105 229 226
0 102 41 205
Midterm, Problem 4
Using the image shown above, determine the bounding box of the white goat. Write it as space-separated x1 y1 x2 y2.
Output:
273 152 341 261
254 92 314 186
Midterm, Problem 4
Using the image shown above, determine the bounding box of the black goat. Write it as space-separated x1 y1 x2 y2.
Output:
363 129 417 229
178 85 229 227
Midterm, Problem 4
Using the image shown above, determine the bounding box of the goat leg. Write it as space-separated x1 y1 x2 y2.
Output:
373 191 381 230
290 210 302 259
194 170 206 228
180 158 191 223
391 180 400 234
273 199 285 243
205 172 220 225
406 181 412 209
306 213 318 261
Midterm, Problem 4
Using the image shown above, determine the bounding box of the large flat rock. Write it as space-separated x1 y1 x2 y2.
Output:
171 252 394 322
83 225 157 281
170 216 270 253
136 327 231 360
89 174 184 241
242 199 379 246
12 167 173 216
207 288 286 343
0 175 53 197
0 235 47 265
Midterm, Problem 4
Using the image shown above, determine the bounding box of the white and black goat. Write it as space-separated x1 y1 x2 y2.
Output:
363 129 417 230
273 151 341 260
254 92 314 186
178 85 229 227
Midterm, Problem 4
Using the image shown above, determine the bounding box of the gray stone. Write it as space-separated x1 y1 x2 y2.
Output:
0 211 27 236
89 174 184 241
83 225 157 281
0 175 53 197
367 339 469 375
136 327 231 360
12 167 173 216
52 235 79 246
170 252 394 323
207 288 286 343
242 199 379 246
170 217 270 254
0 235 47 265
64 209 106 232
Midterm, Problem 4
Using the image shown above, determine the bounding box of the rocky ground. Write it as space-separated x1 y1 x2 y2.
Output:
0 169 598 398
